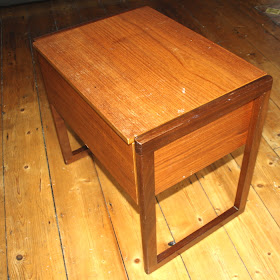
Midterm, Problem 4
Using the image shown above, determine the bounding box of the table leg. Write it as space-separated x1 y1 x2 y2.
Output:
50 104 90 164
136 152 158 274
235 91 270 210
136 91 270 274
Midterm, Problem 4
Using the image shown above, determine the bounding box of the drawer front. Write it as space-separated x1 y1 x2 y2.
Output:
38 54 138 203
154 101 253 194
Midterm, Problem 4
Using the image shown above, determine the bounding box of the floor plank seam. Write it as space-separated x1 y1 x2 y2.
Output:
231 138 280 229
251 136 280 229
194 173 253 278
234 2 280 42
93 161 130 280
270 98 280 115
244 33 280 74
0 17 9 280
29 33 69 280
155 196 192 279
49 6 130 277
272 146 280 155
183 1 280 109
219 2 280 74
181 4 206 29
251 184 280 229
1 1 279 278
50 2 59 32
222 223 253 280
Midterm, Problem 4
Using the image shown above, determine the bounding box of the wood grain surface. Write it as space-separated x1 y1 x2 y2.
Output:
30 4 129 278
198 154 280 279
157 175 252 280
1 0 280 279
95 163 191 279
232 138 280 225
133 88 269 271
178 0 280 110
234 92 271 210
0 74 7 280
154 101 253 194
135 76 272 155
135 151 157 273
49 104 89 164
38 54 138 202
2 12 66 280
263 100 280 149
33 6 266 143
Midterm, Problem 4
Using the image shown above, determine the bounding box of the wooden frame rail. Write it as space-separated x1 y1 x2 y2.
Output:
50 105 90 164
48 75 272 274
135 76 272 274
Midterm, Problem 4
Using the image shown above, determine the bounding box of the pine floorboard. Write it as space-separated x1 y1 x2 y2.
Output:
1 0 280 279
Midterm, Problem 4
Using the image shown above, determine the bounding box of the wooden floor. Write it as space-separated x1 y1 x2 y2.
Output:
1 0 280 279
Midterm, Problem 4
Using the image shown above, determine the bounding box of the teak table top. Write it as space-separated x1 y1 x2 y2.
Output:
33 6 266 144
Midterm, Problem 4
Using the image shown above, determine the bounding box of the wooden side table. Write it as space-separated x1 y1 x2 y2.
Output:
33 7 273 274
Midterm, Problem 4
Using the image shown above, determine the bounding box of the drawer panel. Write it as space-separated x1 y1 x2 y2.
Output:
38 54 138 203
154 101 253 194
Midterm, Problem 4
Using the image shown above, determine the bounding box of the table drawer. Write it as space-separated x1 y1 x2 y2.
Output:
154 101 253 194
38 54 138 203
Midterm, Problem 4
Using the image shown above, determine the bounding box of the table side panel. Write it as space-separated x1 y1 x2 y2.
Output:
37 54 138 203
154 101 253 194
